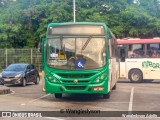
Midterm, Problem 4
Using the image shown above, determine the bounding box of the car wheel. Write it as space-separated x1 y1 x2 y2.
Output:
21 78 26 87
55 93 62 98
129 69 143 83
34 76 40 85
0 80 4 85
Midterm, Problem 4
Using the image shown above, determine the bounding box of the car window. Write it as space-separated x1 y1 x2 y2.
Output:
26 65 31 70
31 64 35 69
5 64 26 71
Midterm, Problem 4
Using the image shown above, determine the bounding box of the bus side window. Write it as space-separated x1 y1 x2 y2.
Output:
129 44 132 51
120 48 126 62
128 44 132 58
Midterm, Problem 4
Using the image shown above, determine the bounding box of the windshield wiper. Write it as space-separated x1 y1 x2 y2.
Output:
81 36 92 50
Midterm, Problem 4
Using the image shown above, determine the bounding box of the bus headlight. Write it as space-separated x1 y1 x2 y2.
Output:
96 79 100 83
53 79 56 83
93 73 106 83
48 76 52 80
52 78 60 83
46 74 60 83
52 77 60 83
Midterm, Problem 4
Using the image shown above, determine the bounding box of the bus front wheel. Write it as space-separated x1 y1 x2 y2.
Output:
55 93 62 98
103 92 110 99
129 69 143 83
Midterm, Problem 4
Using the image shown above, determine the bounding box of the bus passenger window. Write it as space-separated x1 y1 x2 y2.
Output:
130 44 144 58
147 43 160 58
128 44 133 58
151 50 157 58
129 44 132 51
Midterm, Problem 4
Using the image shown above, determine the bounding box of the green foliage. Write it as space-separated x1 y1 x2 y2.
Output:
0 0 160 48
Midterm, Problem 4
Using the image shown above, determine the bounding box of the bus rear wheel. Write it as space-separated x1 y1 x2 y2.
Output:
55 93 62 98
129 69 143 83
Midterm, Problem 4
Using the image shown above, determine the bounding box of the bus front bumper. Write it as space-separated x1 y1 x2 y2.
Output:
45 80 108 94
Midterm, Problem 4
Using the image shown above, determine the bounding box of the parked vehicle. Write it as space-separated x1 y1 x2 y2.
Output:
1 63 40 86
0 73 3 85
39 22 119 99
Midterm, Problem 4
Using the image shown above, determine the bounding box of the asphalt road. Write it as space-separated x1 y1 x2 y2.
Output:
1 79 160 120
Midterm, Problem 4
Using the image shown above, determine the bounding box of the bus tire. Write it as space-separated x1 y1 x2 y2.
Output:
112 83 116 90
103 92 110 99
129 69 143 83
55 93 62 98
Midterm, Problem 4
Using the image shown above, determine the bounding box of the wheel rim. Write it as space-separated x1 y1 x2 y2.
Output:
23 79 26 86
131 73 139 81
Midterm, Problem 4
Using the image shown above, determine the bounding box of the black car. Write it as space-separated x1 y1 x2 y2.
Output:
1 63 40 86
0 73 2 85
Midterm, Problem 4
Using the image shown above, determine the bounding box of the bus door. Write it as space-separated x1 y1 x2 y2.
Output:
118 45 127 79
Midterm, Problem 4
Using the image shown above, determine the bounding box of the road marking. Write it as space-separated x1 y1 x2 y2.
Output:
105 102 129 103
128 87 134 112
10 110 17 111
21 103 26 106
28 94 51 103
9 90 15 95
11 90 15 94
45 117 65 120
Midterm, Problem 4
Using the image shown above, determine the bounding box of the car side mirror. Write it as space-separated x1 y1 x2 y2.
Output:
2 66 5 70
26 69 31 72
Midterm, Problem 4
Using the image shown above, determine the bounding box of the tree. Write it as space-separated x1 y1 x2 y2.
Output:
0 0 160 49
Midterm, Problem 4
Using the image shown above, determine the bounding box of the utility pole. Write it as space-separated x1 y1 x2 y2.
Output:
73 0 76 22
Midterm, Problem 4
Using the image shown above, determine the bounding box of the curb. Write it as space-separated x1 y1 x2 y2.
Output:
0 85 10 94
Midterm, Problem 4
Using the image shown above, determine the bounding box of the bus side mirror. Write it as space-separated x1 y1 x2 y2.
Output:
38 42 42 52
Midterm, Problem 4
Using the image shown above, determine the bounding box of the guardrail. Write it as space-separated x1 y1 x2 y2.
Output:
0 49 42 72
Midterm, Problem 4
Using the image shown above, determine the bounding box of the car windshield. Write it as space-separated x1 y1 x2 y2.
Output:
5 64 26 71
46 37 106 70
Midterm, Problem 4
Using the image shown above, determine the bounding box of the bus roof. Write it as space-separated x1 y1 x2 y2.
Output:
116 38 160 45
48 22 106 27
47 22 112 36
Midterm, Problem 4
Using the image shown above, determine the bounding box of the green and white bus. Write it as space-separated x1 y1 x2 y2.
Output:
117 38 160 83
39 22 119 99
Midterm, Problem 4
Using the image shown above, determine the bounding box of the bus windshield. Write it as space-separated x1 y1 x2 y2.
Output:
46 37 106 70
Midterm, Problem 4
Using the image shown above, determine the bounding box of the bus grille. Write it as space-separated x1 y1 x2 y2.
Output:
65 86 86 90
62 80 89 83
57 73 94 78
